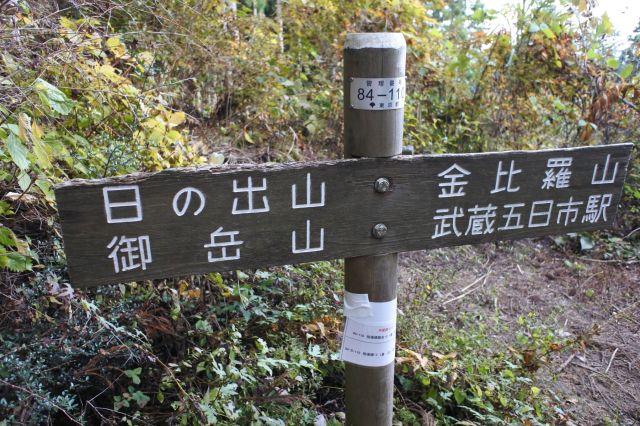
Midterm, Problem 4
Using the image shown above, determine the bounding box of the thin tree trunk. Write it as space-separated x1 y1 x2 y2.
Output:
277 0 284 53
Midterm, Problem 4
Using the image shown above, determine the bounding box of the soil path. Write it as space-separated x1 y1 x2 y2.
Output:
397 240 640 425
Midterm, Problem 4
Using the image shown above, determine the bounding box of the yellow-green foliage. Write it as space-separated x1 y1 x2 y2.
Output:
111 0 639 157
1 9 202 270
2 14 201 181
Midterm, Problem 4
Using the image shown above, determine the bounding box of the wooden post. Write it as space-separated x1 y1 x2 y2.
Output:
343 32 405 425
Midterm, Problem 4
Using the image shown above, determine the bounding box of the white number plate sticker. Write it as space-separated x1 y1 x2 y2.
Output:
349 77 406 110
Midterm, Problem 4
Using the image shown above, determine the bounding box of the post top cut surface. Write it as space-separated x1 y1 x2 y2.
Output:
344 33 405 50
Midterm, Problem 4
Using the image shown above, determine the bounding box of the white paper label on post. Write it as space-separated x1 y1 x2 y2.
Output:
349 77 406 110
340 294 397 367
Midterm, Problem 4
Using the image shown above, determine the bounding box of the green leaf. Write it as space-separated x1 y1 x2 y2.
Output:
33 138 53 169
542 27 555 39
165 129 181 142
17 172 31 192
428 28 443 39
308 344 321 357
220 383 238 397
0 201 13 216
35 178 55 202
2 123 19 136
454 388 466 404
0 228 16 247
471 7 487 22
597 13 613 36
209 152 225 165
6 133 30 170
167 111 186 127
243 131 255 144
586 49 600 60
255 337 268 352
553 98 566 111
620 63 634 80
499 394 508 407
540 24 555 39
124 368 142 385
33 78 74 115
199 402 217 423
580 235 595 251
130 389 150 407
1 251 32 272
606 58 619 69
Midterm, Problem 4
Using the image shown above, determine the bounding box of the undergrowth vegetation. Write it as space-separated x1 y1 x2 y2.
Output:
1 0 638 424
396 262 582 425
1 263 344 424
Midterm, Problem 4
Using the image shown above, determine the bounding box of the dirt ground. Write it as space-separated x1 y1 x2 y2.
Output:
397 240 640 425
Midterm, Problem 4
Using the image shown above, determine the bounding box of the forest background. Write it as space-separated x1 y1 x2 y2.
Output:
0 0 638 424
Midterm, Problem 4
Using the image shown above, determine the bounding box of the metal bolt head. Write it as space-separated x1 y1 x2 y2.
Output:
374 177 391 193
372 223 388 239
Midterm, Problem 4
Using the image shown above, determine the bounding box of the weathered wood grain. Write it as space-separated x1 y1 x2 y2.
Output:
343 32 405 158
54 143 633 287
342 32 404 426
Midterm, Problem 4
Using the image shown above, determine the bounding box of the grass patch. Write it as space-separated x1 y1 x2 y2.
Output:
394 267 574 425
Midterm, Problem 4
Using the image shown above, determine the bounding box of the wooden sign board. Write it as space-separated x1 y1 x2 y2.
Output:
55 143 632 287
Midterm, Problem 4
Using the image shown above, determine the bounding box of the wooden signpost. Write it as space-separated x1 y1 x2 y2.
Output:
54 33 632 425
54 148 632 287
